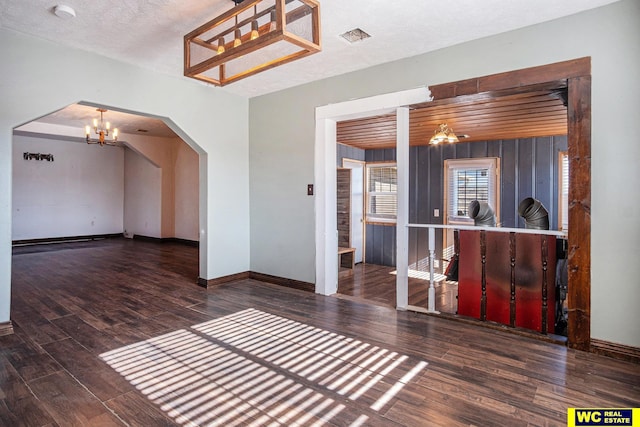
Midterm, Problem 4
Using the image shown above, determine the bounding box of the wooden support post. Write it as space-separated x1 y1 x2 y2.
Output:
567 75 591 350
509 232 516 327
480 230 487 321
396 107 410 310
541 235 549 334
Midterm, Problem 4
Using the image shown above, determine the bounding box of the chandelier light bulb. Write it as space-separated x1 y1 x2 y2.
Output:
269 10 277 31
250 21 259 40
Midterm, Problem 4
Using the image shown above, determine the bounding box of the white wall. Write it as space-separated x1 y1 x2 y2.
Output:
125 134 199 241
0 28 250 324
125 134 176 238
11 125 199 242
249 0 640 347
174 139 199 241
123 148 161 239
12 135 124 240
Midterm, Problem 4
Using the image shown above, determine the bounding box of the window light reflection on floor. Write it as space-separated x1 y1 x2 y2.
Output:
391 268 448 282
100 308 428 426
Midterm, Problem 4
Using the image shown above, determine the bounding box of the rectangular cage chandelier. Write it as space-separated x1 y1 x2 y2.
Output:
184 0 321 86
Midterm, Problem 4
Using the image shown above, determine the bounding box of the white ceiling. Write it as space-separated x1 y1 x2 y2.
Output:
34 104 178 139
2 0 618 134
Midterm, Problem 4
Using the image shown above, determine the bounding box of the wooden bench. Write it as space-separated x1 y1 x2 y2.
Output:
338 247 356 277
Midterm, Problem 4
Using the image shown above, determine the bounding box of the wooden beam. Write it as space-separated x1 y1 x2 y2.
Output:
567 75 592 351
428 58 589 100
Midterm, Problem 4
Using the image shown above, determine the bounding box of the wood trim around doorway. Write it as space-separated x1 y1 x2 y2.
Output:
427 57 592 351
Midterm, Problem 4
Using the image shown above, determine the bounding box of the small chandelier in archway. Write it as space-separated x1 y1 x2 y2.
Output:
85 108 118 146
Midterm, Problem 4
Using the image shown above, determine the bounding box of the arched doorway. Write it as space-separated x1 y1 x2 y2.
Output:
2 102 211 336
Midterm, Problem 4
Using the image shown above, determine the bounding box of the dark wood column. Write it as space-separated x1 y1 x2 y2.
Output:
567 75 592 351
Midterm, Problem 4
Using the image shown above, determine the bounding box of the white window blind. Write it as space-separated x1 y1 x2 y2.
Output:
366 163 397 223
445 158 499 224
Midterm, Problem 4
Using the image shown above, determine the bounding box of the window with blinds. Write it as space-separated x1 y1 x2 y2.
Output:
559 152 569 231
365 163 397 223
444 158 499 224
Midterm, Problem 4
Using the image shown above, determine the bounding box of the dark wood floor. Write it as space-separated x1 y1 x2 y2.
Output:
338 263 458 314
3 239 639 426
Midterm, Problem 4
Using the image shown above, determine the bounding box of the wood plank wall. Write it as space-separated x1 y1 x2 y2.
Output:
337 168 351 248
364 148 398 266
337 142 365 166
360 136 567 267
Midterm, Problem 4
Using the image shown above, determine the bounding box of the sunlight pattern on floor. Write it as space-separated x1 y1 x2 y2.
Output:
193 309 428 412
391 269 448 282
101 308 427 426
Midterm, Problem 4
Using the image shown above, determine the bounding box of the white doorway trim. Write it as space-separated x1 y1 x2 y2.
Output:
314 87 432 297
396 107 410 310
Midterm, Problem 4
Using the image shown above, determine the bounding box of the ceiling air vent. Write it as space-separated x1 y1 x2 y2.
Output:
340 28 371 43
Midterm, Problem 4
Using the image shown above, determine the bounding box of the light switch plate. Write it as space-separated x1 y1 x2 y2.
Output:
434 209 440 217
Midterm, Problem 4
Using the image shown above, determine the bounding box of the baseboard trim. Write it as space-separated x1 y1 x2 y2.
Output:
591 338 640 363
169 238 199 247
133 235 198 247
13 234 199 247
0 321 14 336
196 271 315 293
132 235 162 243
12 234 122 246
198 272 251 288
249 272 315 293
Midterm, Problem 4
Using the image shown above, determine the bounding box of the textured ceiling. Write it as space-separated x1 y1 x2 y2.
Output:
0 0 619 99
15 104 177 139
4 0 617 136
46 104 177 138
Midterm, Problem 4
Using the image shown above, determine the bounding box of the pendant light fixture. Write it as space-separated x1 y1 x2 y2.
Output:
429 123 459 145
184 0 321 86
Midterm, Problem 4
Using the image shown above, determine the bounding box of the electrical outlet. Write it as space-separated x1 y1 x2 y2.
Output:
434 209 440 217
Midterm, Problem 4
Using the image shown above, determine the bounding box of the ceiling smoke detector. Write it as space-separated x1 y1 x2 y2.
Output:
339 28 371 43
53 4 76 19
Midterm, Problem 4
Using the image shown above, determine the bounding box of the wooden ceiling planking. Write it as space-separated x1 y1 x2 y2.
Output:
413 89 563 114
414 98 564 122
337 86 568 149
